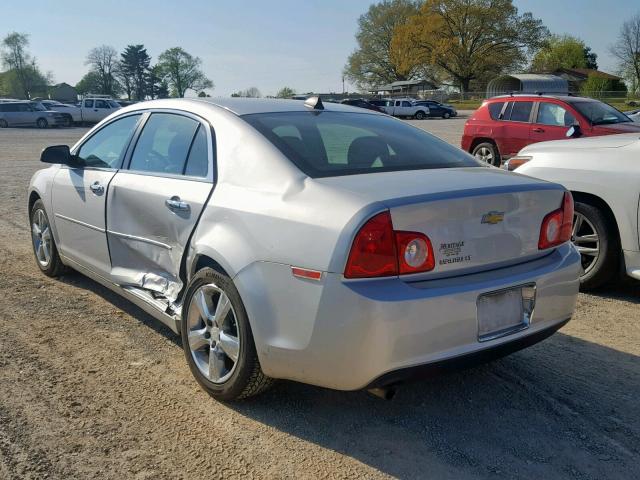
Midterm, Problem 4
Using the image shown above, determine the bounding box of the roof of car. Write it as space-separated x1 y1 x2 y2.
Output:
189 97 381 116
488 94 596 103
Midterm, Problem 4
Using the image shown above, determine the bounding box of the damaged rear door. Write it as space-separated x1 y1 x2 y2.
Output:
106 111 214 301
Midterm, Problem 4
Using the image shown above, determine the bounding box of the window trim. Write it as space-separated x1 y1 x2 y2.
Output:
122 109 216 184
69 112 144 172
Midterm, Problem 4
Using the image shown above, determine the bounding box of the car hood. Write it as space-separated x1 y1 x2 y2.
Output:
520 133 640 154
313 166 556 205
592 122 640 134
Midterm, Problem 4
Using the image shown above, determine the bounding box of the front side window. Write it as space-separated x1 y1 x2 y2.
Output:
509 101 533 122
536 102 576 127
243 111 479 178
129 113 200 175
402 101 411 107
108 100 120 108
568 100 630 125
76 114 141 168
95 100 108 109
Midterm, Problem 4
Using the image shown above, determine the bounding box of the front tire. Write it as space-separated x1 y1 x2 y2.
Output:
30 199 65 277
0 119 8 128
572 201 619 290
414 110 426 120
181 268 273 401
442 111 451 119
36 118 48 129
472 142 500 166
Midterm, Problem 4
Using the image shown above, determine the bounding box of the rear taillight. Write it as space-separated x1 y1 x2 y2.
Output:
344 211 435 278
538 192 574 250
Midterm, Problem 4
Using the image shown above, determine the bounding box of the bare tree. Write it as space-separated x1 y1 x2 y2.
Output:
611 13 640 95
85 45 121 96
1 32 50 98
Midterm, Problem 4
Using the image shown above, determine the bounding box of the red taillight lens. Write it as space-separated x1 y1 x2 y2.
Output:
344 211 398 278
539 192 574 249
395 232 435 274
344 212 436 278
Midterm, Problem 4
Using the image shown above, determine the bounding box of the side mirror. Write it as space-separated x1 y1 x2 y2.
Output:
40 145 73 165
566 124 582 138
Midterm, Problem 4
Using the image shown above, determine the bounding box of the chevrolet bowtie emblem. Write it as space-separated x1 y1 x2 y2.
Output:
481 211 505 225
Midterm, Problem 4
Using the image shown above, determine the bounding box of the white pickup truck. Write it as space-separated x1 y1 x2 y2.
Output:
371 98 430 120
41 97 121 125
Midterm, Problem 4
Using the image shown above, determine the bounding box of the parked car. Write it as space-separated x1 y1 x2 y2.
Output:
625 109 640 122
39 100 82 126
77 97 122 123
461 94 640 166
507 133 640 290
413 100 457 119
371 98 430 119
0 101 67 128
28 97 580 401
340 98 385 113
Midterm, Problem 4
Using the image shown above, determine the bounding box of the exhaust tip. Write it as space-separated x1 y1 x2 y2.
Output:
367 386 396 400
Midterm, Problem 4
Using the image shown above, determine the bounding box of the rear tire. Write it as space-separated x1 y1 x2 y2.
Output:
414 110 426 120
0 119 8 128
573 201 619 290
36 118 48 129
30 199 66 277
472 142 500 166
181 267 274 401
442 112 451 119
62 115 72 127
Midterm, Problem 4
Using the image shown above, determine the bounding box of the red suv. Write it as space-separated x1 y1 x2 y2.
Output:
461 95 640 166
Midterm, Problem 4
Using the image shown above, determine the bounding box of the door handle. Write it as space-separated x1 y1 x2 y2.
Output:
165 196 190 212
89 181 104 195
532 127 545 133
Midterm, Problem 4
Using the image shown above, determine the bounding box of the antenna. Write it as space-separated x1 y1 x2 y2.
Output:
304 96 324 110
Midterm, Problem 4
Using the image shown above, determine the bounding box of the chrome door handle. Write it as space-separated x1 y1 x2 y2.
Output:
89 181 104 195
165 196 190 212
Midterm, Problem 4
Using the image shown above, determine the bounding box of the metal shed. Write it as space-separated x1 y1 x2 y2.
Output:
486 74 568 97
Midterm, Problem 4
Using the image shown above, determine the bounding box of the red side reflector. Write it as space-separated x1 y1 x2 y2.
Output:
291 267 322 281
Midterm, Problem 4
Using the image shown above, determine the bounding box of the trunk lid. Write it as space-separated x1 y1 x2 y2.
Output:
316 167 565 278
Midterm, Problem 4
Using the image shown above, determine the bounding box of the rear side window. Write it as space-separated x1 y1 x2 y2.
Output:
184 125 209 178
508 101 533 122
84 100 94 108
76 114 141 168
129 113 199 175
487 102 505 120
243 111 479 178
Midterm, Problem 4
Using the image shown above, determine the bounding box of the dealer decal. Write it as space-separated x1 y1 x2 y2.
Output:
438 241 471 266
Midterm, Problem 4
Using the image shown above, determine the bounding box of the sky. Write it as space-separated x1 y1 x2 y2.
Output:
1 0 638 97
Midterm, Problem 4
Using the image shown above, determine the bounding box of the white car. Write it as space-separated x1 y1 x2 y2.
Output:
510 133 640 289
625 109 640 123
28 97 580 400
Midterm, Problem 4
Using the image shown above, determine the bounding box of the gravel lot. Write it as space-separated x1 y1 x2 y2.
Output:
0 123 638 480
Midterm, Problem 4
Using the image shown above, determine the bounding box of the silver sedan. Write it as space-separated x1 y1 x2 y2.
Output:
28 98 581 400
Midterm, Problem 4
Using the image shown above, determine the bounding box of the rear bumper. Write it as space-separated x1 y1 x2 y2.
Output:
235 243 581 391
367 317 569 388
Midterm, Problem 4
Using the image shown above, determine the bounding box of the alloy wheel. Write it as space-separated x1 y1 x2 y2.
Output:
187 284 240 383
474 147 494 164
572 212 600 275
31 209 52 267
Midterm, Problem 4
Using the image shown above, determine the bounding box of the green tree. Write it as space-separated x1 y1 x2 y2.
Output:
344 0 421 91
584 47 598 70
157 47 213 97
85 45 121 96
580 74 627 98
146 64 167 99
119 44 151 100
276 86 296 98
1 32 50 99
531 35 593 72
393 0 548 93
75 71 102 95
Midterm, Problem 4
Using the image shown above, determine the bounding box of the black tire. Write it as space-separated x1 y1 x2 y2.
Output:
30 199 66 277
62 114 72 127
573 201 619 291
442 111 451 119
181 267 273 401
0 119 8 128
36 118 48 129
472 141 500 167
414 110 426 120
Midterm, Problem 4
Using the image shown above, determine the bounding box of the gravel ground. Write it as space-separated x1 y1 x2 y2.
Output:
0 124 638 480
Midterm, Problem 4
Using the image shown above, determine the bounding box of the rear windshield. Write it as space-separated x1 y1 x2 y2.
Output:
568 100 630 125
242 111 479 178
